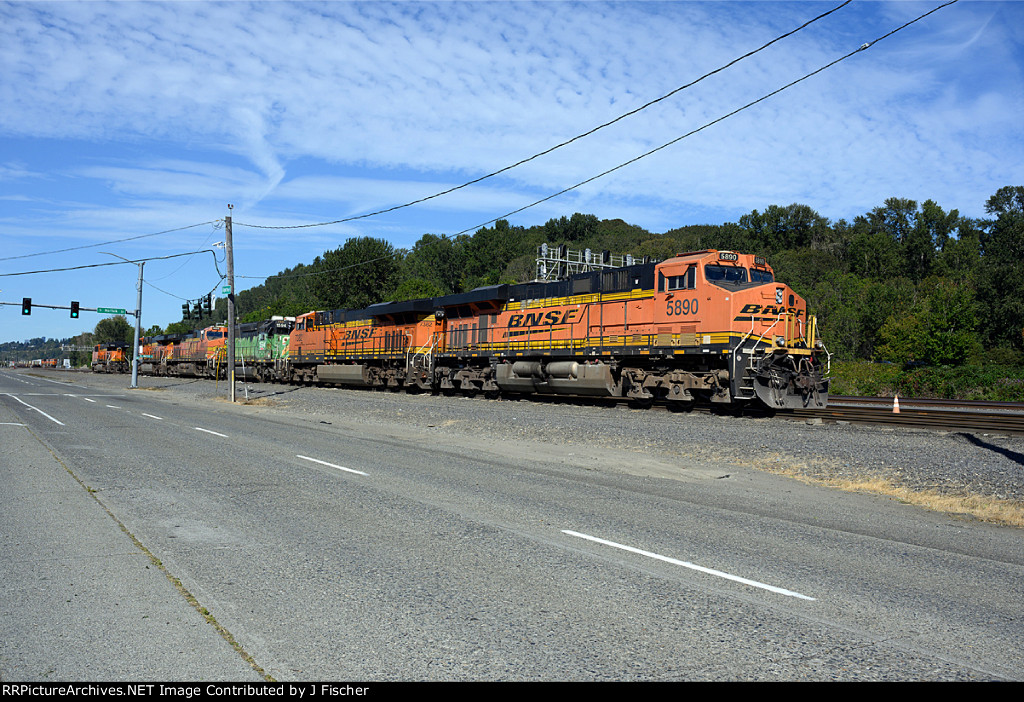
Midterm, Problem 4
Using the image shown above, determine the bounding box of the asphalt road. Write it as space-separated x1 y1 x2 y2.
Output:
1 369 1022 681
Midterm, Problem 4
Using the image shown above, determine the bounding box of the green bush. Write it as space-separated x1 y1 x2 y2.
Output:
828 360 1024 401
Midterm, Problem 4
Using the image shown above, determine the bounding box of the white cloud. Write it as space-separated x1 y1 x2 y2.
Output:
2 0 1023 342
4 1 1018 228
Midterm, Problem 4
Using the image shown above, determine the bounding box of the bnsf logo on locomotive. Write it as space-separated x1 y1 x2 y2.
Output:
342 328 374 340
507 309 578 328
738 304 805 317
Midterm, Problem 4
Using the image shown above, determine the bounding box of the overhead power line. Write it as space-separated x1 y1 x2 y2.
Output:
234 0 960 284
450 0 961 236
232 0 854 232
0 220 220 263
0 249 222 278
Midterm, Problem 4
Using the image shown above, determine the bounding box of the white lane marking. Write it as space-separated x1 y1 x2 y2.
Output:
195 427 228 438
106 405 121 409
562 530 816 601
142 413 163 420
32 375 78 387
296 455 369 477
5 394 66 426
1 422 27 426
83 398 96 403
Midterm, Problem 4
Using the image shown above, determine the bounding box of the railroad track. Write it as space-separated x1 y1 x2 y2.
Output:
525 392 1024 435
789 396 1024 436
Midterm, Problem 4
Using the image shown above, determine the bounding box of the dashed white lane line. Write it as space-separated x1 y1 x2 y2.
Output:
142 413 163 420
296 455 369 477
195 427 228 438
562 529 816 601
106 405 121 409
5 394 65 426
83 398 96 403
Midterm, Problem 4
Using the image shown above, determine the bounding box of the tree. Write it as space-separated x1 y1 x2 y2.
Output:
847 216 904 280
463 219 535 289
739 204 831 255
767 247 846 294
544 213 599 243
806 272 868 360
877 278 981 366
93 316 133 344
932 217 981 284
164 320 194 335
400 233 468 295
309 237 400 310
389 277 444 302
977 186 1024 350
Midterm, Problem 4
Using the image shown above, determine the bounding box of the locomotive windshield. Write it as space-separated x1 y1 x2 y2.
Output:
704 265 747 284
750 268 774 284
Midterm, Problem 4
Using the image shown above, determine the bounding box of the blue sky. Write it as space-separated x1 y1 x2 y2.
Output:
2 0 1022 344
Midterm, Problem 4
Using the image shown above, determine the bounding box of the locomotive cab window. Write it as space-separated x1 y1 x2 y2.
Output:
704 265 747 284
750 268 774 284
660 266 696 292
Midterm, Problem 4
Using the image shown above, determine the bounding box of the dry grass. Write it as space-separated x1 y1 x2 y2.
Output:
763 461 1024 528
209 394 276 406
242 396 277 407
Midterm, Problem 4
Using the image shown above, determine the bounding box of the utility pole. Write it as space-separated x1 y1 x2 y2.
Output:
226 205 236 402
131 261 144 389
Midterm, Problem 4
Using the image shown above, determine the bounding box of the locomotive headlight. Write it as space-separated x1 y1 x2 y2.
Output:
775 336 786 347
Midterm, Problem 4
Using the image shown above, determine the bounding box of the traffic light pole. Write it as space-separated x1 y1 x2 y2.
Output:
1 301 98 314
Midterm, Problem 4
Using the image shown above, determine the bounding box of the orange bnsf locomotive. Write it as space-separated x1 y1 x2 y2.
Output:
279 249 829 409
137 325 229 378
91 342 131 373
115 249 830 409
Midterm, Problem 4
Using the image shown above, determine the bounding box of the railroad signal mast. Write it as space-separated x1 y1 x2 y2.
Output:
535 244 651 282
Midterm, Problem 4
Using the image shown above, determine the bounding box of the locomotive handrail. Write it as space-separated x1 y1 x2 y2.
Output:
408 331 431 372
733 315 758 356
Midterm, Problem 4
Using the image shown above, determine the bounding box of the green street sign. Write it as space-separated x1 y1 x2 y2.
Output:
97 307 127 314
222 285 232 295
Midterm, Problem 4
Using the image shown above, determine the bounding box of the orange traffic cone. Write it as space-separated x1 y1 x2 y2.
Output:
893 394 900 413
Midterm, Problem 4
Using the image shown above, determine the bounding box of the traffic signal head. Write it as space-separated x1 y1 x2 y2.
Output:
22 298 31 315
203 294 212 317
70 301 80 319
182 303 191 320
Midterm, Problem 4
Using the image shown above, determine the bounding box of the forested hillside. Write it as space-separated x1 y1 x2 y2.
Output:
184 185 1023 367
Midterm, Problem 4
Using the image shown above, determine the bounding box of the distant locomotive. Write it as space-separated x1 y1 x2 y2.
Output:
126 249 829 410
91 342 131 374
